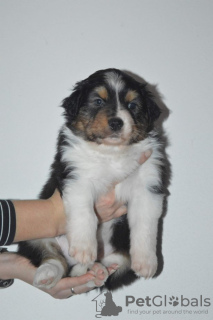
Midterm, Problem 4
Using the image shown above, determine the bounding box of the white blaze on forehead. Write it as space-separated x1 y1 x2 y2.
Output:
105 71 124 109
105 70 134 140
105 71 124 93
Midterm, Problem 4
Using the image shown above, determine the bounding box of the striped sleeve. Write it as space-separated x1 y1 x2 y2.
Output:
0 200 16 246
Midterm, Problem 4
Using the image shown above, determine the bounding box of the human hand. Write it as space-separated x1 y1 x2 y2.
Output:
44 263 118 299
50 149 152 234
0 252 117 299
95 149 152 223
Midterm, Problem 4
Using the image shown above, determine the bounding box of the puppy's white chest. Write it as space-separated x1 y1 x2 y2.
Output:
85 153 140 190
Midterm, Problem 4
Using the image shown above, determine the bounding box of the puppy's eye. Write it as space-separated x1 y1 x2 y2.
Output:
95 98 104 106
128 102 137 110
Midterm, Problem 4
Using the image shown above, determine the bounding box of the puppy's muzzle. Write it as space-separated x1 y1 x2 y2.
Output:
108 117 124 132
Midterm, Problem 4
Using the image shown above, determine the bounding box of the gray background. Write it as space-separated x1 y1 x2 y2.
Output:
0 1 212 319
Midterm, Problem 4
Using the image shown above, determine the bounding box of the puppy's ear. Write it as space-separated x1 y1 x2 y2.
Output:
61 80 87 121
141 85 161 123
146 96 161 123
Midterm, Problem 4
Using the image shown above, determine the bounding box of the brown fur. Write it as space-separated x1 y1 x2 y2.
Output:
42 243 69 276
96 86 109 100
130 123 148 143
125 90 138 102
87 109 111 138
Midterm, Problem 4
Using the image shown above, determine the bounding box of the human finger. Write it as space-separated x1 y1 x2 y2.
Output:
138 149 152 165
55 270 99 298
51 262 122 299
96 189 116 209
111 150 152 189
111 205 127 219
56 282 94 299
102 203 127 222
56 273 95 291
45 273 95 298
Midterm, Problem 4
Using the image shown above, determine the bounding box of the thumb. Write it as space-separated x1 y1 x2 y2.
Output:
138 149 152 165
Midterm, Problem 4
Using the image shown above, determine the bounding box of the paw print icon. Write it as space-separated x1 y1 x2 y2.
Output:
169 296 179 307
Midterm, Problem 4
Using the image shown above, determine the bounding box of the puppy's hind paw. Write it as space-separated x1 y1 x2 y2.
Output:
131 254 157 279
33 260 64 289
87 262 109 288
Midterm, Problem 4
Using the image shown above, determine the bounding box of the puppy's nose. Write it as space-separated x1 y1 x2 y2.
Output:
108 117 124 132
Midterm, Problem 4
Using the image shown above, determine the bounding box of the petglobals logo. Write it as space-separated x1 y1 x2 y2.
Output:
125 295 211 317
91 292 211 318
92 291 122 318
126 295 211 308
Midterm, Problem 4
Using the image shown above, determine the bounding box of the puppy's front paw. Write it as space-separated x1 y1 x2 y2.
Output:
68 238 97 265
131 252 157 279
33 260 64 289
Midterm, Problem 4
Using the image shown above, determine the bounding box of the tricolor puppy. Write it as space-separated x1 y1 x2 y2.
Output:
18 68 165 291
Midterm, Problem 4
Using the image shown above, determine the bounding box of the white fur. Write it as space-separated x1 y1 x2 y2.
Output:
105 71 124 94
30 125 163 288
97 220 115 259
70 262 108 288
116 108 134 141
61 125 164 278
105 71 124 111
101 252 131 278
33 259 64 289
25 70 164 289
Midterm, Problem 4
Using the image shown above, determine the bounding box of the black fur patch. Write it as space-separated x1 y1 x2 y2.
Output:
148 185 164 195
61 68 161 144
17 68 166 292
110 215 130 252
105 269 138 291
18 242 43 267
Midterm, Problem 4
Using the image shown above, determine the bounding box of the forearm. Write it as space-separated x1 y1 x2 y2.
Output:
0 151 150 244
12 191 66 242
0 251 35 282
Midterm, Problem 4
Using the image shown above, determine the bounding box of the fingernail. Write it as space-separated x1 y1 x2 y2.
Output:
145 149 152 158
88 270 95 276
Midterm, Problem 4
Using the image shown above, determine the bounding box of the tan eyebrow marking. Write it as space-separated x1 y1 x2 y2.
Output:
95 86 108 100
125 90 138 102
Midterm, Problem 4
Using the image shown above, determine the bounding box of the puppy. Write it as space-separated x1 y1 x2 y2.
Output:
18 68 165 291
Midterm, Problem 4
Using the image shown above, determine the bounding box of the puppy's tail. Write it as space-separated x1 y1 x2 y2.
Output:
104 268 138 291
